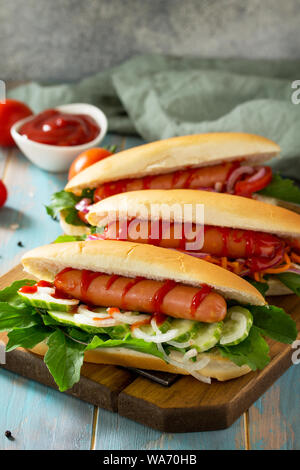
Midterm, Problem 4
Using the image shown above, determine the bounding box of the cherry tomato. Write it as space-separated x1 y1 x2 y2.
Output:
0 99 33 146
77 210 89 224
0 180 7 207
234 166 272 196
68 147 114 180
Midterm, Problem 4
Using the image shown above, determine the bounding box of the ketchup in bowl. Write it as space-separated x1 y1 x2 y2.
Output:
19 109 100 146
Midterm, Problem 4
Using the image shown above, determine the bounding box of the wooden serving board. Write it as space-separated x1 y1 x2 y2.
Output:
0 264 299 432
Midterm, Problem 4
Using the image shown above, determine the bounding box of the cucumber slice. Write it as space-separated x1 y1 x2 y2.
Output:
168 319 198 343
139 317 173 336
18 291 79 312
219 306 253 346
47 310 129 338
190 321 223 352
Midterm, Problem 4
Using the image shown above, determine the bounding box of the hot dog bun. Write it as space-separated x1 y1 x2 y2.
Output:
66 133 279 194
21 240 265 306
28 341 251 381
60 211 91 236
87 189 300 239
254 194 300 214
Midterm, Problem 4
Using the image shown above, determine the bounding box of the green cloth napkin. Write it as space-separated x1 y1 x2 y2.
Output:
9 54 300 178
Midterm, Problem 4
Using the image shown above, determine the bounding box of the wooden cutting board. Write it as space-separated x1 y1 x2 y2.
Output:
0 264 299 432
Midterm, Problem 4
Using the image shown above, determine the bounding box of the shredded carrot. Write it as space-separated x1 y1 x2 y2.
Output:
254 272 261 282
230 261 242 274
259 251 291 274
93 316 112 321
107 307 120 315
291 252 300 264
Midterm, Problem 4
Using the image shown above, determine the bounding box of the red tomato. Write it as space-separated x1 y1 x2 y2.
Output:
68 147 114 180
0 180 7 207
0 99 33 146
77 210 89 224
234 166 272 196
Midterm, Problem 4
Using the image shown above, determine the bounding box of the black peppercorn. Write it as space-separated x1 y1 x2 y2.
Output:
5 430 12 439
17 241 24 247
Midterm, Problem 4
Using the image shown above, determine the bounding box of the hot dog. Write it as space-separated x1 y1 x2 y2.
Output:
54 268 227 323
15 240 283 386
0 241 295 394
103 220 283 259
50 133 285 236
94 163 234 202
87 190 300 296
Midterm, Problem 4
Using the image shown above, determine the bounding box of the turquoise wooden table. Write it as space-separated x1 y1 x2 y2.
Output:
0 134 299 450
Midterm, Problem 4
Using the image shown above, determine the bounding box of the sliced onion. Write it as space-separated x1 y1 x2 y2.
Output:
132 327 179 343
226 166 254 193
74 313 117 327
77 304 108 318
37 286 55 295
189 370 211 384
87 234 105 241
169 350 210 371
246 167 266 183
151 317 161 334
75 198 92 213
183 348 198 361
112 312 150 324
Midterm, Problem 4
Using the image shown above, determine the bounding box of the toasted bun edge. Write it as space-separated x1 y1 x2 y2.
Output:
28 342 252 382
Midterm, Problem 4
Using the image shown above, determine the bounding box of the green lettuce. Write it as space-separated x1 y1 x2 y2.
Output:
247 304 297 344
276 272 300 296
44 329 86 391
54 234 87 243
218 326 270 370
258 173 300 205
45 188 95 227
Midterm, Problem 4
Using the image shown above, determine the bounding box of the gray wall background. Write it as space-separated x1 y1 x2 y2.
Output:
1 0 300 82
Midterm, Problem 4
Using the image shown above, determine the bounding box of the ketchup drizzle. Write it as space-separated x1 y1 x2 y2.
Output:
80 270 101 300
36 280 53 288
121 277 144 308
19 285 38 294
142 175 155 189
105 274 120 290
151 280 176 314
190 285 212 317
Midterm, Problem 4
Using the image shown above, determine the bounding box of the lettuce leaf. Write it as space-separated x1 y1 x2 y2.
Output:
258 173 300 205
0 280 36 308
248 304 297 344
44 329 86 392
86 334 164 359
54 234 87 243
45 190 80 220
218 326 270 370
276 272 300 296
45 190 86 226
0 303 41 332
6 326 52 352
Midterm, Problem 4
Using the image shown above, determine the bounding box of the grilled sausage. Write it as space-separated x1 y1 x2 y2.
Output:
54 269 227 323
